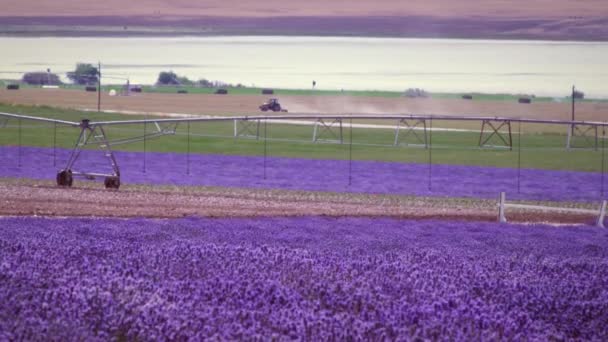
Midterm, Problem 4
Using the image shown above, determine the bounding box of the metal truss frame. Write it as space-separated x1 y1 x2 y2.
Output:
312 118 343 144
4 110 608 190
566 124 599 150
479 119 513 150
394 118 428 148
58 119 177 188
233 118 261 140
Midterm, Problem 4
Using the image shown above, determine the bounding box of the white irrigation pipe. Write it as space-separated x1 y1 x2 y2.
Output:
87 108 482 133
498 192 607 228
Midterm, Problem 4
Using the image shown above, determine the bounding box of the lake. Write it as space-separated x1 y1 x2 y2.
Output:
0 36 606 97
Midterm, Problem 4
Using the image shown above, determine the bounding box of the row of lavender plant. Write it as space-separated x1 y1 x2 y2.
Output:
1 216 607 340
1 146 606 201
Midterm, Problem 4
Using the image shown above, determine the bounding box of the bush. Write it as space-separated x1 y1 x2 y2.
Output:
22 72 62 86
198 78 214 88
67 63 99 85
157 71 178 85
176 76 194 86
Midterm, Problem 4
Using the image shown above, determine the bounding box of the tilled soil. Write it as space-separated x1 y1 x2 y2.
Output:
3 1 606 18
2 89 607 128
2 1 607 41
0 181 597 225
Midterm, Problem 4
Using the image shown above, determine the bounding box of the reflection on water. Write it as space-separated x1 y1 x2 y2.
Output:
0 36 606 97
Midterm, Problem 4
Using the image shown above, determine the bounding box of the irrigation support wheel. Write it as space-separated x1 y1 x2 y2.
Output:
56 170 73 187
104 176 121 190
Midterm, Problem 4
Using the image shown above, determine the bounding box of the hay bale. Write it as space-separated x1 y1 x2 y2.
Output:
518 97 532 104
462 95 473 100
177 89 188 94
6 84 19 90
262 88 274 95
215 88 228 95
85 86 97 92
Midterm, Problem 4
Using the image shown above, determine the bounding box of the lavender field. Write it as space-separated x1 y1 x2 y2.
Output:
1 146 606 202
1 216 607 340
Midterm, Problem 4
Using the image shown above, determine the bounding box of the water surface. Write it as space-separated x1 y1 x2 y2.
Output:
1 36 606 97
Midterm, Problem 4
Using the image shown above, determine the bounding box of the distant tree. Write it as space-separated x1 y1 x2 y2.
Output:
198 78 213 88
156 71 195 86
67 63 99 85
176 76 194 86
22 72 62 85
157 71 178 85
157 71 180 85
573 90 585 100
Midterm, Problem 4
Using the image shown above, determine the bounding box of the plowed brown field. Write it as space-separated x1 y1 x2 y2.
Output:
3 0 607 18
2 88 607 123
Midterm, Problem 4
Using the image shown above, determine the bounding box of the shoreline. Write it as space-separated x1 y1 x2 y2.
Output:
2 81 606 101
2 81 599 101
1 15 607 41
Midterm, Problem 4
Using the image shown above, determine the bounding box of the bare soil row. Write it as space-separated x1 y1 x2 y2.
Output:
0 181 595 225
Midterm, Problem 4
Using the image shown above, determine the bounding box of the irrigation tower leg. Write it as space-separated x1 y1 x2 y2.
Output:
479 120 513 150
312 119 344 143
596 200 606 228
58 119 121 189
394 119 428 148
498 192 508 223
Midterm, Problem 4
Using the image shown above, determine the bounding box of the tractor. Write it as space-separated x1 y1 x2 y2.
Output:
259 98 287 112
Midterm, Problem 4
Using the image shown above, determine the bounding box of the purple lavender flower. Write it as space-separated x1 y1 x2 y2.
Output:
0 216 607 340
0 146 605 202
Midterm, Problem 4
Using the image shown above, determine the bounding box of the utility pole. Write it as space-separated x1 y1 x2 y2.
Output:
97 62 101 112
572 85 575 122
566 85 575 149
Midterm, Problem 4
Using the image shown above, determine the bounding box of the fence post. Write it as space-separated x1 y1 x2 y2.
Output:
498 192 507 223
428 118 432 191
263 119 268 180
596 200 606 228
143 119 147 173
187 121 190 175
53 121 57 167
348 118 353 186
18 118 22 167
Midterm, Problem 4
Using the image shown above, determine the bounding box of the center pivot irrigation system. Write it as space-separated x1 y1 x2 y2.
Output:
1 111 606 190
